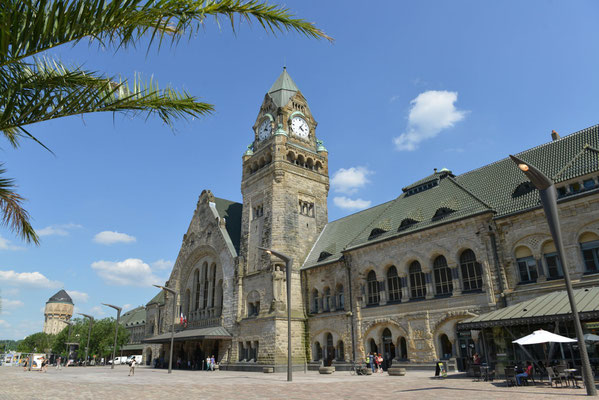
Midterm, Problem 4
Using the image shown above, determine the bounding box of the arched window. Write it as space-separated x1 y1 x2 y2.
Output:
314 342 322 361
247 291 260 317
184 289 191 317
433 256 453 295
336 341 345 361
399 337 408 360
366 271 380 305
460 249 483 291
312 289 319 313
194 269 200 310
211 263 217 307
202 262 209 309
409 261 426 299
323 288 331 312
515 246 537 283
326 333 335 365
543 241 563 279
387 266 401 302
580 232 599 273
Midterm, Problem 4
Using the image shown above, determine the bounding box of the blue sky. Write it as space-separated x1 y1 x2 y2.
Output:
1 0 599 340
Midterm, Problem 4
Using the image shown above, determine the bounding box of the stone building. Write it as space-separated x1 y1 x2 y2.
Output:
118 306 146 360
143 69 599 371
42 290 73 335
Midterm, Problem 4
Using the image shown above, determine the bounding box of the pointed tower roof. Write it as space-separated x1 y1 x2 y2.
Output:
268 68 299 108
47 289 73 304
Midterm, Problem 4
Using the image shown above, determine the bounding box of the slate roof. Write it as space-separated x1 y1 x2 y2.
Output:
142 326 232 343
457 286 599 330
303 124 599 269
268 68 299 108
146 291 165 307
47 289 73 304
119 306 146 327
213 197 242 254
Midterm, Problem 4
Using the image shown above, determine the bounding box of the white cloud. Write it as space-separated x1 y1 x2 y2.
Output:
331 167 372 195
0 235 23 251
0 319 9 327
89 306 106 316
333 196 372 211
0 270 62 288
393 90 467 151
122 304 133 312
91 258 162 287
151 259 174 271
66 290 89 303
93 231 136 245
37 223 82 237
1 299 24 310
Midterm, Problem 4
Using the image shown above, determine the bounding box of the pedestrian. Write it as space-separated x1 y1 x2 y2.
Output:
23 357 29 372
41 357 48 373
210 355 215 371
176 356 181 369
377 354 383 373
128 358 136 376
56 356 62 370
206 356 211 371
369 352 375 373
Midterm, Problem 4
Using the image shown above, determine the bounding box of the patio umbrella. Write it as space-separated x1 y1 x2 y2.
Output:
583 333 599 342
512 329 576 345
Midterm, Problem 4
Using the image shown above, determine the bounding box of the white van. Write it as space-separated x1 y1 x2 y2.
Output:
126 355 142 365
109 356 128 365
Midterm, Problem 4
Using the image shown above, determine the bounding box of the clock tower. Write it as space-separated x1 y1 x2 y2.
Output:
238 68 329 367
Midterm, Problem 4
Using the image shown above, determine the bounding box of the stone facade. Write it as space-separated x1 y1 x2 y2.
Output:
144 70 599 371
42 290 73 335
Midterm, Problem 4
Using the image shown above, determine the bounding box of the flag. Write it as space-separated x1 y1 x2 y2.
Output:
180 313 184 324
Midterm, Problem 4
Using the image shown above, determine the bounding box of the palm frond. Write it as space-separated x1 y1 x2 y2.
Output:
0 0 332 66
0 164 39 244
0 57 213 134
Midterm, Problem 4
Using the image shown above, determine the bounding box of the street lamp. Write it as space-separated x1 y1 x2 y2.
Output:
102 303 122 370
510 155 597 396
79 313 94 367
258 247 293 382
153 284 178 374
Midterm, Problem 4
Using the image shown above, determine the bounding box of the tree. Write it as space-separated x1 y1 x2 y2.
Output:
0 0 331 243
52 317 129 359
17 332 54 353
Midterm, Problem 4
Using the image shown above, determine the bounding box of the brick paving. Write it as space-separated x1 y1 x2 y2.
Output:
0 365 593 399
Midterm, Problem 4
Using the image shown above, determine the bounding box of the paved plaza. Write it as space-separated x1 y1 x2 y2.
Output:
0 366 594 400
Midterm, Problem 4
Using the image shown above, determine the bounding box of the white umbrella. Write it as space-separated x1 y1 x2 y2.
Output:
584 333 599 342
512 329 577 345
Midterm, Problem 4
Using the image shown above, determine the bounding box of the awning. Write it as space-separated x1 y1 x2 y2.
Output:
458 286 599 331
120 344 145 351
142 326 232 344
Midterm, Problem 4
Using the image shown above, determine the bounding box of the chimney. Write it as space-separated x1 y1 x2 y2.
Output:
433 168 437 173
551 130 561 141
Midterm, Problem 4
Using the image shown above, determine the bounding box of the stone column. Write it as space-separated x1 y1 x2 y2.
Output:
425 272 434 299
450 266 462 296
536 258 547 282
400 276 409 302
379 280 387 305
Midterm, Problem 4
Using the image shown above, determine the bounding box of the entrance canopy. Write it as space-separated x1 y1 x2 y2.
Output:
457 287 599 330
142 326 231 344
512 329 576 345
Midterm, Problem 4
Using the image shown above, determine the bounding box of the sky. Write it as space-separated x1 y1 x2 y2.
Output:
1 0 599 340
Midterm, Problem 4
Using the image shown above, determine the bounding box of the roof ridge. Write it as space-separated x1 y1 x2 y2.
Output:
446 176 494 210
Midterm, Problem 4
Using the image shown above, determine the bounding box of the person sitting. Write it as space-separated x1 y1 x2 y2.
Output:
473 353 481 365
516 361 533 385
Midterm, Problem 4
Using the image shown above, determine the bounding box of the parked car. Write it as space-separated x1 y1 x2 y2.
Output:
108 356 128 365
126 355 142 365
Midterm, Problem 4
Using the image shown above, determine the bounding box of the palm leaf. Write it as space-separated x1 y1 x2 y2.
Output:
0 164 39 244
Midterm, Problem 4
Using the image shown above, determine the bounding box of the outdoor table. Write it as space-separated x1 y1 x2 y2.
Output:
564 369 580 388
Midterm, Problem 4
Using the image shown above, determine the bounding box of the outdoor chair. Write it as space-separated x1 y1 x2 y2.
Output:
504 367 517 387
546 367 564 388
555 365 570 387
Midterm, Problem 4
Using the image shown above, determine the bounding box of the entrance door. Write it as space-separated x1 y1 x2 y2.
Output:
382 328 395 370
440 334 453 359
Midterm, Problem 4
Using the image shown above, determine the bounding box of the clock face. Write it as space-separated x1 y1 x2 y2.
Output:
258 119 272 140
291 116 309 139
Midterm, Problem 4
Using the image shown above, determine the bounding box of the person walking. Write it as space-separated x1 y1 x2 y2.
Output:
369 352 375 373
376 354 383 373
206 356 211 371
23 357 29 372
210 355 215 371
56 356 62 370
128 358 137 376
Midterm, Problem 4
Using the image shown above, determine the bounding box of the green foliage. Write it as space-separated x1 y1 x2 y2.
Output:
0 339 20 352
0 0 331 244
17 332 54 353
52 317 129 359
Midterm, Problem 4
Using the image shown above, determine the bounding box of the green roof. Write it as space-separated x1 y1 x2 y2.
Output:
213 197 242 254
268 68 299 108
458 286 599 330
119 306 146 327
146 291 165 307
304 124 599 269
47 289 73 305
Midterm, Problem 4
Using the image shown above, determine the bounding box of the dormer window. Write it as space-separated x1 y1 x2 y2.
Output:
318 251 333 262
398 218 418 232
432 207 455 221
368 228 387 240
512 181 535 198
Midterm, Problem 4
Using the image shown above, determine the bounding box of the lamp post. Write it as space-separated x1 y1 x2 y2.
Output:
102 303 122 370
79 313 94 367
510 155 597 396
258 247 293 382
153 284 178 374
